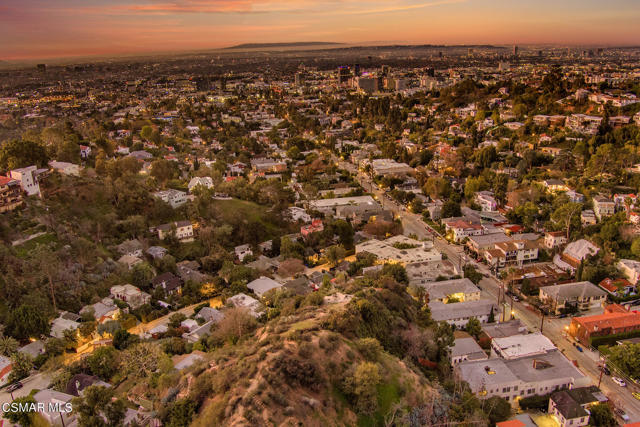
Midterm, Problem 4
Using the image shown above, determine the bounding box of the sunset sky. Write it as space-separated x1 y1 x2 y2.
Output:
2 0 640 60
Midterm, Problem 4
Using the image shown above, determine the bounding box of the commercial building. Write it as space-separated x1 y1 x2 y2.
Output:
309 195 379 216
450 337 488 365
490 333 556 360
455 350 589 402
9 165 41 196
356 235 442 266
568 304 640 346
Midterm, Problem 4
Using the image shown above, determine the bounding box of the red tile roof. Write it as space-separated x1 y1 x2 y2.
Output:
573 309 640 333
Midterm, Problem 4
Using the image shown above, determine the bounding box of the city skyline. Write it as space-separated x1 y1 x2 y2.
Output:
2 0 640 61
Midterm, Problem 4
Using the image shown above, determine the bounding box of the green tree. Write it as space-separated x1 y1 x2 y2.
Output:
465 317 482 339
0 333 19 356
442 199 461 218
608 343 640 379
463 265 483 285
73 385 126 427
484 396 511 424
344 362 381 415
325 244 346 267
87 346 120 380
150 159 175 188
382 263 409 284
169 313 187 329
0 139 49 169
8 352 32 383
141 125 153 141
6 304 50 341
588 403 616 426
167 398 197 427
4 396 39 426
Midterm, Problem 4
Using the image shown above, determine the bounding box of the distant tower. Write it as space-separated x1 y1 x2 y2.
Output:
219 76 226 91
438 51 443 59
354 64 361 77
338 66 351 84
294 72 304 87
468 48 474 57
513 45 519 58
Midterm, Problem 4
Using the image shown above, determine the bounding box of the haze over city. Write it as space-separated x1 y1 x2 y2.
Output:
2 0 640 60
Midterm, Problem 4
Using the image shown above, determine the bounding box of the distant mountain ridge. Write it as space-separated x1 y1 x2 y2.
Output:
225 42 343 49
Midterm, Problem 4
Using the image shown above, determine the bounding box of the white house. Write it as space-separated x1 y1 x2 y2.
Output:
188 176 214 193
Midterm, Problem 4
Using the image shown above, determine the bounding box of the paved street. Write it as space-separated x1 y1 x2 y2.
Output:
0 372 53 426
336 155 640 422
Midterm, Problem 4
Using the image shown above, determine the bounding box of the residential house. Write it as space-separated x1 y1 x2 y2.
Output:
146 246 168 259
0 176 23 213
79 145 92 159
66 373 110 397
539 281 607 314
475 191 498 212
151 272 183 295
553 239 599 273
50 314 80 339
153 189 188 208
33 389 75 426
227 293 263 317
18 340 45 359
234 244 253 261
116 239 144 258
428 300 498 328
188 176 214 192
548 387 607 427
450 337 488 365
301 219 324 239
592 196 615 221
196 307 225 323
287 206 311 223
581 210 597 226
0 356 11 386
156 220 194 241
617 259 640 284
484 239 539 268
543 179 569 193
247 276 283 298
418 278 481 303
444 220 484 242
9 165 41 196
598 278 636 297
80 298 120 323
110 284 151 309
117 254 143 270
544 231 567 250
49 160 81 176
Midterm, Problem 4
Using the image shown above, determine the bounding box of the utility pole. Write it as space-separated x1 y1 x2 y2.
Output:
598 366 604 388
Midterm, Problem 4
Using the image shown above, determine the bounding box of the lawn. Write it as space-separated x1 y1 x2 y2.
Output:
213 198 283 238
13 232 58 258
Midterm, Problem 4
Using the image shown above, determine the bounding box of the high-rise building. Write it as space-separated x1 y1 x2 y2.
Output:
513 45 519 57
294 72 304 87
338 66 351 84
381 65 390 76
220 77 226 91
354 64 361 77
356 76 381 94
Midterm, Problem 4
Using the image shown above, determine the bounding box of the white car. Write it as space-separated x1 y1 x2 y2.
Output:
612 376 626 387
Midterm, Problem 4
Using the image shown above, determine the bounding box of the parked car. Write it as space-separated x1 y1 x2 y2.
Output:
576 345 583 352
612 376 627 387
615 408 630 422
602 365 611 375
6 382 22 392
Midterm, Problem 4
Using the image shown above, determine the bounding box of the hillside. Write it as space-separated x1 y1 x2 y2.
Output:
225 42 342 50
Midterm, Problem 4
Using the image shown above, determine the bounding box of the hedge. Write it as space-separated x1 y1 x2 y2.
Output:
519 393 551 411
590 329 640 347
